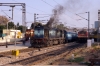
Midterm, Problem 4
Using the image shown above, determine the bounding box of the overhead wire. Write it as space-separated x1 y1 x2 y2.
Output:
41 0 78 21
12 0 87 28
0 9 21 23
41 0 80 27
12 0 49 14
14 7 35 16
12 0 51 24
41 0 55 8
53 0 87 27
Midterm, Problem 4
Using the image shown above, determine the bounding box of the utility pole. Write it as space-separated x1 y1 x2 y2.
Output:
10 5 15 30
10 5 15 20
0 3 26 36
88 12 90 39
34 13 36 28
10 5 17 47
76 12 90 39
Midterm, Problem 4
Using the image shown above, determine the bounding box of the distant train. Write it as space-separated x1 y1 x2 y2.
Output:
64 31 77 43
77 30 88 42
30 23 77 47
25 29 34 41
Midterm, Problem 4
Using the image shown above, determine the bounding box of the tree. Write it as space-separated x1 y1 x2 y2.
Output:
7 22 15 29
17 22 19 27
0 25 6 29
0 15 10 25
17 25 27 33
16 22 19 29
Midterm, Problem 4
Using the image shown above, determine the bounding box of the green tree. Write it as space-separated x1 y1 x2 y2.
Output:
16 22 19 29
7 22 15 29
17 25 27 33
0 25 6 29
17 22 19 27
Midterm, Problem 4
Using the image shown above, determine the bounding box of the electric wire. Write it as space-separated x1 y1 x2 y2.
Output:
12 0 48 13
41 0 78 21
53 0 87 28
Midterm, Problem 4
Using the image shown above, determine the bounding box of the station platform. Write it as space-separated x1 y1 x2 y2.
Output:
0 40 31 53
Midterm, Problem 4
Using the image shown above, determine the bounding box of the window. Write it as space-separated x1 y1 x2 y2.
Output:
34 29 44 38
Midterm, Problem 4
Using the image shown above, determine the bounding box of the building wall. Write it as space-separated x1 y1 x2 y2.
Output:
95 21 100 29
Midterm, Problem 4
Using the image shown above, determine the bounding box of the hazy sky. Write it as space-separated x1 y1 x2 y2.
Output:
0 0 100 28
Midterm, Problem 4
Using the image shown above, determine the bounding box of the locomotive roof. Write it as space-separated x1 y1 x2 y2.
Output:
35 24 65 31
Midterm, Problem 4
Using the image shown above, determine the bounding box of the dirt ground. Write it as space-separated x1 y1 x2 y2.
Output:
51 43 100 65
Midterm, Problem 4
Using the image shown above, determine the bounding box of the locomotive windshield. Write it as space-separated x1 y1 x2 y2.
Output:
67 32 72 37
34 29 44 38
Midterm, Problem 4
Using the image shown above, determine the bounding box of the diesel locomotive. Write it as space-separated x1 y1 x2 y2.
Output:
30 23 78 48
30 24 65 47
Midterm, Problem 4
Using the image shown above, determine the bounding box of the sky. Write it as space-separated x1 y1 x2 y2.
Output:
0 0 100 29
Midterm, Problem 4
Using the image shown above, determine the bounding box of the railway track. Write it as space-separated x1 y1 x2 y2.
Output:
3 42 85 65
0 42 76 56
0 43 63 57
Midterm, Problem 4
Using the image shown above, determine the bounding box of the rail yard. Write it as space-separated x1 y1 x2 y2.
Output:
1 0 100 66
0 42 85 65
0 41 100 65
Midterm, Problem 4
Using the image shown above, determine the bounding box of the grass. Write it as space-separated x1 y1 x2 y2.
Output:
68 57 84 63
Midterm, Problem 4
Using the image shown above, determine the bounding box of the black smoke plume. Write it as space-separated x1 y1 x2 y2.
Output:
46 0 90 28
46 5 65 28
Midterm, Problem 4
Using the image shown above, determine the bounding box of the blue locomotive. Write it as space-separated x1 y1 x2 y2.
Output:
30 24 65 47
64 31 77 43
30 24 77 47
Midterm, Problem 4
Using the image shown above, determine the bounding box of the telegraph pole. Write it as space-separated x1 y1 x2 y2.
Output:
34 13 36 28
76 12 90 39
10 5 15 20
88 12 90 39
